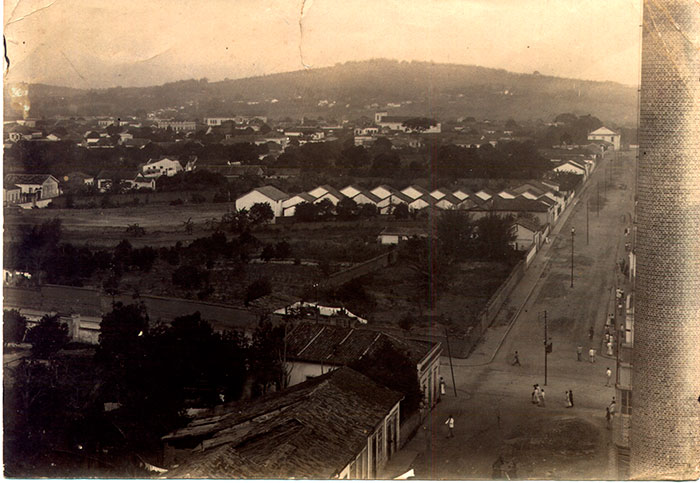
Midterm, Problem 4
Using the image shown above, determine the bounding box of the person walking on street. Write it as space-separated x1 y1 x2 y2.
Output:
589 347 596 363
607 340 614 356
577 345 583 361
532 384 540 404
564 390 571 408
445 415 455 438
511 351 521 366
609 397 616 416
539 388 546 407
568 389 574 407
606 407 612 429
439 376 446 397
589 326 595 341
606 367 612 386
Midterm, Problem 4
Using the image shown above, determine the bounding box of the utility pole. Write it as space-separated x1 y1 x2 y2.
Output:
444 328 458 397
570 227 575 288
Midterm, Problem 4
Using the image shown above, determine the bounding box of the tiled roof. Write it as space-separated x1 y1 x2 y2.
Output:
254 185 289 201
285 322 434 367
513 217 541 232
163 367 402 479
4 173 56 185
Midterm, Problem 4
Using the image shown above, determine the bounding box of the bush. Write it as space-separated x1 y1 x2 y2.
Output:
172 265 208 290
245 278 272 305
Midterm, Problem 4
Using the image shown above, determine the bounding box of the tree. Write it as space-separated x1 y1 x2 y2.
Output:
370 152 401 177
245 278 272 305
26 314 69 359
474 214 517 260
295 201 318 222
358 203 378 218
337 145 370 170
172 264 208 290
274 240 292 259
393 203 409 219
4 309 27 345
96 302 149 367
249 202 274 225
437 210 475 262
336 197 358 220
249 318 288 395
315 199 335 220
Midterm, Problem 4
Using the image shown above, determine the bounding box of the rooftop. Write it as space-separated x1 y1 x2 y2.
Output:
163 367 402 479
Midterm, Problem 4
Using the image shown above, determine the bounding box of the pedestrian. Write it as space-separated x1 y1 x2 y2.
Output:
511 351 521 366
576 345 583 361
607 340 614 356
568 389 574 407
564 390 571 407
606 407 612 429
589 347 596 363
605 367 612 386
532 384 540 404
589 326 594 341
445 414 455 438
609 397 616 416
539 387 546 407
439 376 446 396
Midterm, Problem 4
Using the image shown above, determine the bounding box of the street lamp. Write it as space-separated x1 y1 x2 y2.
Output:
570 227 575 288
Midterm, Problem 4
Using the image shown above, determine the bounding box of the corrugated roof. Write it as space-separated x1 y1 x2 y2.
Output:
163 367 402 479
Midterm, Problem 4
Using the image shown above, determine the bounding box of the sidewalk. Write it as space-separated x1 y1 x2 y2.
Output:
452 180 583 367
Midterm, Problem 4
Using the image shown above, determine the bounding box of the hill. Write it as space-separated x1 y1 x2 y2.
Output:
4 59 638 125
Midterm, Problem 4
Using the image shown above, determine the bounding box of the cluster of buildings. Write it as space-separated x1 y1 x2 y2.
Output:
162 320 442 479
236 179 572 229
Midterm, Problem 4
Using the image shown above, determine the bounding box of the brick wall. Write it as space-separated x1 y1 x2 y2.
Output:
631 1 700 479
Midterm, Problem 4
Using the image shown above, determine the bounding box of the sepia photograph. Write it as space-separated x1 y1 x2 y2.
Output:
2 0 699 479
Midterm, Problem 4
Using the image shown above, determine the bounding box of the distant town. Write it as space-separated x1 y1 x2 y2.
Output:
4 86 639 479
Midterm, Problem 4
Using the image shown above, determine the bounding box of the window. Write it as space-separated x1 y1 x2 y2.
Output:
621 389 632 415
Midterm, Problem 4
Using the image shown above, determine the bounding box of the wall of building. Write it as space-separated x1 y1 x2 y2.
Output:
631 1 700 479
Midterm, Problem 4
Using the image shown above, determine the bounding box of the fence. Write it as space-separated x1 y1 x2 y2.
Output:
322 249 399 288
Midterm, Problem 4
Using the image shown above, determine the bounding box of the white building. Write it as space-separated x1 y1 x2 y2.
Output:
588 127 621 150
235 185 289 218
141 157 184 178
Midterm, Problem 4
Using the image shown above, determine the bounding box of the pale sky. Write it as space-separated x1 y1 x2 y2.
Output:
3 0 643 89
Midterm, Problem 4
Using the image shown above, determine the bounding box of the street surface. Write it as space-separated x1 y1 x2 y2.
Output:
382 150 637 479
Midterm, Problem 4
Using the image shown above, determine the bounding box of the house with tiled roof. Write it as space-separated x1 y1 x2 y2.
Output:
512 217 543 251
162 367 403 479
282 321 442 408
4 173 60 200
470 195 555 226
587 126 620 150
235 185 289 218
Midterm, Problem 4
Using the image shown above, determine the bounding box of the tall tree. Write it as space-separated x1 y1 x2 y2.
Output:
4 309 28 346
26 314 69 359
